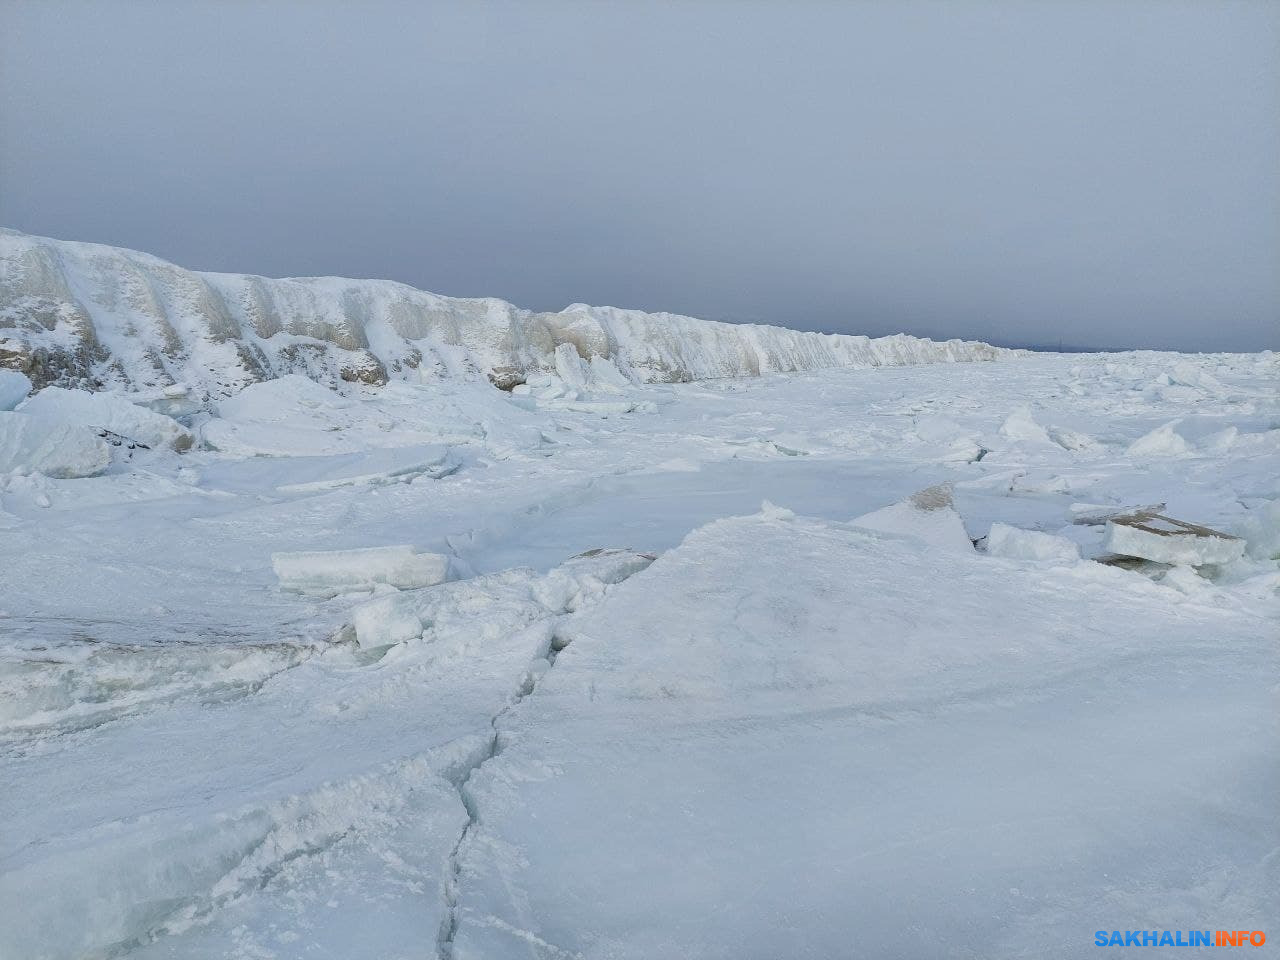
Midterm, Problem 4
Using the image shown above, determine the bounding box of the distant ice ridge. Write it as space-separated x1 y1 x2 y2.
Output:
0 227 1014 399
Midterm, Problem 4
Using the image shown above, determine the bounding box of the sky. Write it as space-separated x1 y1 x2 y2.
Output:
1 1 1276 351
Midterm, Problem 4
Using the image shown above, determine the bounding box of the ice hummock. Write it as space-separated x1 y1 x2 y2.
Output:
850 483 973 553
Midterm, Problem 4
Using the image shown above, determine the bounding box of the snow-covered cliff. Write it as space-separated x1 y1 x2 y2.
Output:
0 228 1015 399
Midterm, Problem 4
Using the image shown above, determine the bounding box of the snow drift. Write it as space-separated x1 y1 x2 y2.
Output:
0 228 1014 399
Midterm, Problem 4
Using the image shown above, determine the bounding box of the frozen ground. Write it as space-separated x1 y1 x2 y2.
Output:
1 350 1277 959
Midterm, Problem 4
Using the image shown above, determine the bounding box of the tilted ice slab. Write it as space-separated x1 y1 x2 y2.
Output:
0 227 1014 398
850 483 974 553
1104 514 1246 567
985 521 1081 564
271 544 453 597
448 509 1275 959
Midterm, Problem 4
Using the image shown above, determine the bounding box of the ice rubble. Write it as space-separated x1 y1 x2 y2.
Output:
349 548 652 651
271 545 453 597
0 227 1014 397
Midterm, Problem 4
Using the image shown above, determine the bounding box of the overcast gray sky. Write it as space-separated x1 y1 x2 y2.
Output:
2 1 1276 350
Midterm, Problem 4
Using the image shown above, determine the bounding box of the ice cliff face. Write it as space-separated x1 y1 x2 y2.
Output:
0 228 1014 399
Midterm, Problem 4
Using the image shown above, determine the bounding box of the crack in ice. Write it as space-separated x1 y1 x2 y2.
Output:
436 622 575 960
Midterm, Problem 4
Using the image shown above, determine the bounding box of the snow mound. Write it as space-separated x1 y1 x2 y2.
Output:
0 227 1016 397
0 369 30 410
985 522 1080 564
850 483 973 553
511 373 653 416
911 414 986 463
203 376 389 457
20 386 193 451
0 411 111 477
272 545 452 597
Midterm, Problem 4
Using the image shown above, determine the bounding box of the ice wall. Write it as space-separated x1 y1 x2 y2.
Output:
0 228 1016 398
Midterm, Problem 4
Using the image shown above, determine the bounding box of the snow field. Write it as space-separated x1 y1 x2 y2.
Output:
0 347 1275 958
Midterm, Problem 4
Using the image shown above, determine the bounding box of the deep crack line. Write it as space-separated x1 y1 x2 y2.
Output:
436 622 570 960
433 549 655 958
437 731 497 959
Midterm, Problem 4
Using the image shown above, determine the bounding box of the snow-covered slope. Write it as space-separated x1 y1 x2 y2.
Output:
0 228 1013 398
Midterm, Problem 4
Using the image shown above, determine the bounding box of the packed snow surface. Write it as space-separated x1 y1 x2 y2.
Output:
0 335 1276 959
